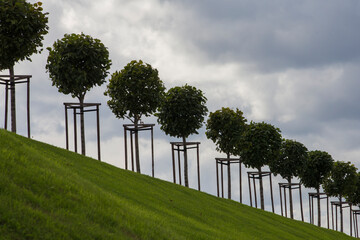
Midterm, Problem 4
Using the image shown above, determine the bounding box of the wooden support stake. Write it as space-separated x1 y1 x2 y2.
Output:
73 108 77 153
96 105 101 161
65 105 69 150
172 143 176 183
197 143 200 191
124 127 128 170
216 159 219 197
26 77 30 138
4 81 8 129
151 126 154 177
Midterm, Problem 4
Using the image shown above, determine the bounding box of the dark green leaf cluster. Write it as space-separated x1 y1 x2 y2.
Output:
299 150 334 189
156 85 208 138
323 161 357 199
269 139 308 181
205 107 247 156
0 0 49 70
46 33 111 100
346 173 360 206
240 121 282 171
104 60 165 123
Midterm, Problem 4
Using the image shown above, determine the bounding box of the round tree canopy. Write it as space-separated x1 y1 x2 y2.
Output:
299 150 334 190
206 107 247 156
156 84 208 139
0 0 48 70
240 121 282 170
347 172 360 206
323 161 357 199
269 139 308 181
105 60 165 123
46 33 111 100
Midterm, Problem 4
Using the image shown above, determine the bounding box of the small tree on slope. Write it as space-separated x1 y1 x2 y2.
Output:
46 33 111 156
269 139 308 219
156 85 208 187
105 60 165 173
299 150 334 227
0 0 48 132
323 161 357 232
206 107 247 200
240 121 282 210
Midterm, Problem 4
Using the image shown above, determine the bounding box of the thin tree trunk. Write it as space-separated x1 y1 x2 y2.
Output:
258 167 264 210
340 196 343 232
9 67 16 133
289 178 294 219
317 187 321 227
134 116 141 173
227 153 231 199
183 136 188 187
79 96 86 156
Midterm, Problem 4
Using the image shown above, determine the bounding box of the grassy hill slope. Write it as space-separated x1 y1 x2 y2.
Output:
0 129 355 239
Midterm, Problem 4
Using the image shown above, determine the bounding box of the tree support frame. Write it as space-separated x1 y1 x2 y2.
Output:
308 192 330 229
278 182 304 221
215 157 242 203
170 142 201 191
64 102 101 161
352 209 360 238
123 124 155 177
247 171 275 213
331 201 352 235
0 75 31 137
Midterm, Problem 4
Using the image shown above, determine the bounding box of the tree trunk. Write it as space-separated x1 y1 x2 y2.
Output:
134 116 141 173
79 96 86 156
9 67 16 133
288 178 294 219
340 196 343 232
183 136 189 187
227 153 231 199
317 187 321 227
258 167 264 210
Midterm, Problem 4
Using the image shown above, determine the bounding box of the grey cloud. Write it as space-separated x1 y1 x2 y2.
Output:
173 0 360 71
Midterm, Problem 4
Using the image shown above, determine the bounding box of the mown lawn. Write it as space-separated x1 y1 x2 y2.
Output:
0 129 355 239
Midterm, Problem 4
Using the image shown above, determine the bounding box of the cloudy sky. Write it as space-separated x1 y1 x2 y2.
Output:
2 0 360 230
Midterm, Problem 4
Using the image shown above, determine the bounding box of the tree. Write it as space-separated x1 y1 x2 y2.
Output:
104 60 165 173
323 161 357 232
0 0 48 133
299 150 334 227
269 139 308 219
347 172 360 206
156 85 208 187
205 107 247 199
240 121 282 210
46 33 111 156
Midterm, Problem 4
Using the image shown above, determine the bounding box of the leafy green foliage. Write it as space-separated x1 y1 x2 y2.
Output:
323 161 357 199
299 150 334 190
205 107 247 156
104 60 165 123
346 172 360 206
269 139 308 181
46 33 111 100
240 121 282 171
156 85 208 138
0 129 355 240
0 0 48 70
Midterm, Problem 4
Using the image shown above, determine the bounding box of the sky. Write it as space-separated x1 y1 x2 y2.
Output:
2 0 360 232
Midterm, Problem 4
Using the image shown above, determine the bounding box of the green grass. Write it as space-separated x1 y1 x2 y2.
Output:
0 129 355 240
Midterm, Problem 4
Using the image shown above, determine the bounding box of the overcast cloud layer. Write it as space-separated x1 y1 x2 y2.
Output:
1 0 360 231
